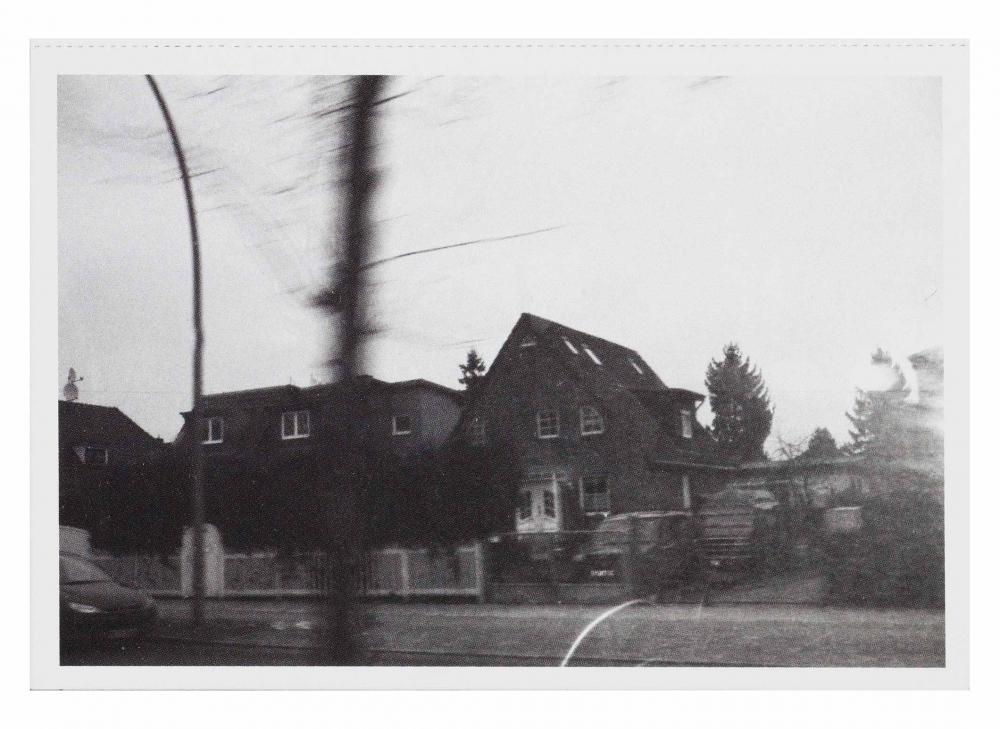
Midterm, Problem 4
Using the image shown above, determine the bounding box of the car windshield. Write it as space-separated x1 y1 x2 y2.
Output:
589 517 658 549
60 555 112 585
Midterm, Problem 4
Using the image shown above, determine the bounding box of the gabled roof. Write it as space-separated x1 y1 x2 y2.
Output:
58 400 159 450
507 313 668 392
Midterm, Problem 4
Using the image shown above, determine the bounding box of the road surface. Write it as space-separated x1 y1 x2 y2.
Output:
61 598 945 667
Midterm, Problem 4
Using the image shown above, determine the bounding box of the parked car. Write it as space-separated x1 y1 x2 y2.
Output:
572 511 698 591
60 552 157 644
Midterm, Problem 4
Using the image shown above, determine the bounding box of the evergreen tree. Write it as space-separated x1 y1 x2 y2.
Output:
845 348 911 458
458 349 487 392
704 343 774 463
802 427 841 460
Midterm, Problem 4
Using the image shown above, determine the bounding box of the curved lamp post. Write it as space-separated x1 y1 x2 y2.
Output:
145 75 206 625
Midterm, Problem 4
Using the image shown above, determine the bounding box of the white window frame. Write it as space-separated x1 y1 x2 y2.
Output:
562 337 579 355
582 345 603 365
579 405 605 436
281 410 311 440
203 416 224 445
681 473 692 510
536 409 560 439
680 409 693 439
466 416 486 446
580 475 610 514
392 414 413 436
629 357 644 375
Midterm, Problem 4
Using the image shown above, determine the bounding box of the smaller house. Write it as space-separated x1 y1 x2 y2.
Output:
59 399 163 532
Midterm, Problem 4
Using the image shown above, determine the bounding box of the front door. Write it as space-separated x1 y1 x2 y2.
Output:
516 476 561 533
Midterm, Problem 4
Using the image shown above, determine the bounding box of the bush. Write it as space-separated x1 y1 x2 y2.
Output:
822 474 943 608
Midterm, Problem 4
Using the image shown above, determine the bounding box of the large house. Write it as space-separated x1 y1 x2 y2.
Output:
455 313 731 533
59 399 163 533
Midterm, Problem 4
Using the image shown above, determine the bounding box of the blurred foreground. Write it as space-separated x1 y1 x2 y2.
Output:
61 597 944 667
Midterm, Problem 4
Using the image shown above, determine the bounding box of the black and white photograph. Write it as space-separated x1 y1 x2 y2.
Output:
30 41 969 688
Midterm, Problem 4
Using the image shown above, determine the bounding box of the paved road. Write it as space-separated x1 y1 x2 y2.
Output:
61 599 945 667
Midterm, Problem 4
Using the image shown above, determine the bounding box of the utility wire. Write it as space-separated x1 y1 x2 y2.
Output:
359 226 563 271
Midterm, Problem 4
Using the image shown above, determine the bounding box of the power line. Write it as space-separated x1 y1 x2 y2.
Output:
360 226 563 271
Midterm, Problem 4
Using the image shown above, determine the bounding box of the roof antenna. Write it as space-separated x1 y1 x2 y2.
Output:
63 368 83 402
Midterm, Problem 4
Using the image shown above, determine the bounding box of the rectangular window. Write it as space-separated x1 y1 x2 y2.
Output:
579 406 605 435
582 345 602 365
392 414 413 436
74 445 108 465
517 490 532 520
680 409 693 439
536 409 560 439
543 489 556 518
629 357 644 375
581 476 610 514
203 416 224 444
281 410 311 440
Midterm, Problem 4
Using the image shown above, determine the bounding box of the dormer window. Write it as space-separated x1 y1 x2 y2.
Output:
202 416 224 445
281 410 311 440
536 409 560 439
466 416 486 446
582 345 602 365
562 337 579 355
680 409 693 439
579 406 605 436
629 358 644 375
392 415 413 436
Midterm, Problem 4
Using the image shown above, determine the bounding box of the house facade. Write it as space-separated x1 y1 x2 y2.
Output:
172 376 464 545
59 399 163 532
455 313 731 533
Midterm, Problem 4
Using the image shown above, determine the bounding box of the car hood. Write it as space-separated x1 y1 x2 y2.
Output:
61 581 150 611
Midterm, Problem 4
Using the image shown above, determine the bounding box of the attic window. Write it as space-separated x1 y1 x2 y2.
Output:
202 416 224 445
629 358 644 375
520 336 537 348
582 345 602 366
562 337 579 355
282 410 311 440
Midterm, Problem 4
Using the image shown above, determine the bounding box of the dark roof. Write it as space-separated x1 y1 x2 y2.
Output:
58 400 159 450
512 313 669 392
197 375 461 413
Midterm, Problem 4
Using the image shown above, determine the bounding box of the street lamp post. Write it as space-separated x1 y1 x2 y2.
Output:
145 75 206 625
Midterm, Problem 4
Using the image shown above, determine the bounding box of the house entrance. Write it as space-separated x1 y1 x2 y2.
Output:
516 474 562 533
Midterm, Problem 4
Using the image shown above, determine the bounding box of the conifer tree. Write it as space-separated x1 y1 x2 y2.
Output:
802 427 841 460
704 343 774 462
458 349 487 392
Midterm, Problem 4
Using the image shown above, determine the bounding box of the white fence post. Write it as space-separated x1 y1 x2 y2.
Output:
399 549 411 601
474 541 486 603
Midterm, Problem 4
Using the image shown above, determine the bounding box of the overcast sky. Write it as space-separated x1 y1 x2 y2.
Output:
57 75 942 446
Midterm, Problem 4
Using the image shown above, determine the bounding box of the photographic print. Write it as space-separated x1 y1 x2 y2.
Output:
32 41 968 689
